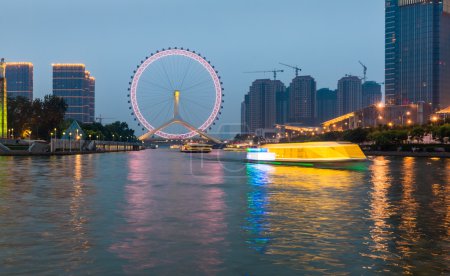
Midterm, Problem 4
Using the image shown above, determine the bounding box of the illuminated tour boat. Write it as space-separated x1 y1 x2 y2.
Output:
246 142 367 167
180 143 212 153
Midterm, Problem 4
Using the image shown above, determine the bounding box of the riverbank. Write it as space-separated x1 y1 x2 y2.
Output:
0 139 145 156
364 150 450 158
0 149 144 157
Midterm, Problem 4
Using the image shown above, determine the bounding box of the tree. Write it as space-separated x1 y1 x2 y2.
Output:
7 96 33 138
342 128 369 143
432 124 450 143
104 121 135 141
409 126 425 143
7 95 67 140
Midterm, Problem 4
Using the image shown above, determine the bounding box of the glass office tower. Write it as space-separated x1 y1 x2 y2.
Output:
53 64 95 123
5 62 33 101
385 0 450 110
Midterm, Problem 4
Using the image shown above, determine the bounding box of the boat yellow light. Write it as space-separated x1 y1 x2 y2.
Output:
246 141 367 165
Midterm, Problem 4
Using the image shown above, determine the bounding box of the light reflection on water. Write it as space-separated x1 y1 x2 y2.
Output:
0 151 448 275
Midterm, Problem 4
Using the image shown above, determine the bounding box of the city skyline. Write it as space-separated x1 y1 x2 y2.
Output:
0 0 384 135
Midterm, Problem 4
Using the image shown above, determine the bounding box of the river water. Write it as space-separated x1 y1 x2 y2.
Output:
0 150 448 275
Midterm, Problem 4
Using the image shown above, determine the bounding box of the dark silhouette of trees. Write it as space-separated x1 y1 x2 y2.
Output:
81 121 136 141
7 95 67 140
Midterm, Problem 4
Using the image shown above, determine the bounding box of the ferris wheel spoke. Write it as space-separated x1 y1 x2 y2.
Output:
159 58 175 91
181 70 208 92
139 78 172 92
180 100 203 127
181 103 206 128
146 100 172 125
138 98 172 113
180 97 213 111
137 87 171 97
181 79 214 93
178 58 193 89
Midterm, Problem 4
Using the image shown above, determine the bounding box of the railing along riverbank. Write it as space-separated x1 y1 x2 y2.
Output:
0 138 144 156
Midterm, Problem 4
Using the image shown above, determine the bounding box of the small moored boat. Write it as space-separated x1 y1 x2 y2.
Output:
180 143 212 153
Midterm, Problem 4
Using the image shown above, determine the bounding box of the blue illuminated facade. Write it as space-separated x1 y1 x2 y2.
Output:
5 62 33 101
385 0 450 110
52 64 95 123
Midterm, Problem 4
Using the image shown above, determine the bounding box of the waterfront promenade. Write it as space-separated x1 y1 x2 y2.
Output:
0 138 143 156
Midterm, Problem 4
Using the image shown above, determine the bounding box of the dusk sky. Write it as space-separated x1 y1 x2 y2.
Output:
1 0 384 136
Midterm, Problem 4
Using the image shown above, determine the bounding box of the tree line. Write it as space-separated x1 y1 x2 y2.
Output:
7 96 136 141
287 124 450 147
235 124 450 148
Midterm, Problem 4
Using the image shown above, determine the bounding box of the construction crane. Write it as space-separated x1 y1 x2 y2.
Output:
279 62 302 77
95 114 115 125
359 61 367 83
244 69 284 80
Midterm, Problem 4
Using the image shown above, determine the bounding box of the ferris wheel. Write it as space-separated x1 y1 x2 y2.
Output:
128 47 224 141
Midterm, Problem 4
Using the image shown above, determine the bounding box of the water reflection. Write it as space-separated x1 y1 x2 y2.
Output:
366 156 450 274
0 152 448 274
111 151 227 274
245 159 450 274
0 155 96 274
245 164 366 274
367 156 394 262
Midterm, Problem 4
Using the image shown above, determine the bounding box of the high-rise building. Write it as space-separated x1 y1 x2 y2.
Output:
316 88 337 124
5 62 33 101
243 79 285 133
85 71 96 123
337 75 362 116
0 59 7 138
385 0 450 109
276 89 288 125
288 76 316 125
52 64 95 123
241 94 249 133
362 81 382 108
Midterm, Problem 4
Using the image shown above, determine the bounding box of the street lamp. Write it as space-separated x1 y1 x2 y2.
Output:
69 132 72 152
50 132 54 152
79 134 83 152
62 132 66 152
400 111 411 126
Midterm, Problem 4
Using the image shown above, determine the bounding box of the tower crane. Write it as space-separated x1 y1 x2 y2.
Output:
359 61 367 83
244 69 284 80
95 114 115 125
279 62 302 77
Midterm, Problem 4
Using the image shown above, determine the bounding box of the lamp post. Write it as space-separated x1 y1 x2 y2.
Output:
79 133 83 152
431 116 439 125
69 132 72 152
50 132 54 153
53 128 57 152
62 132 66 152
401 111 411 126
